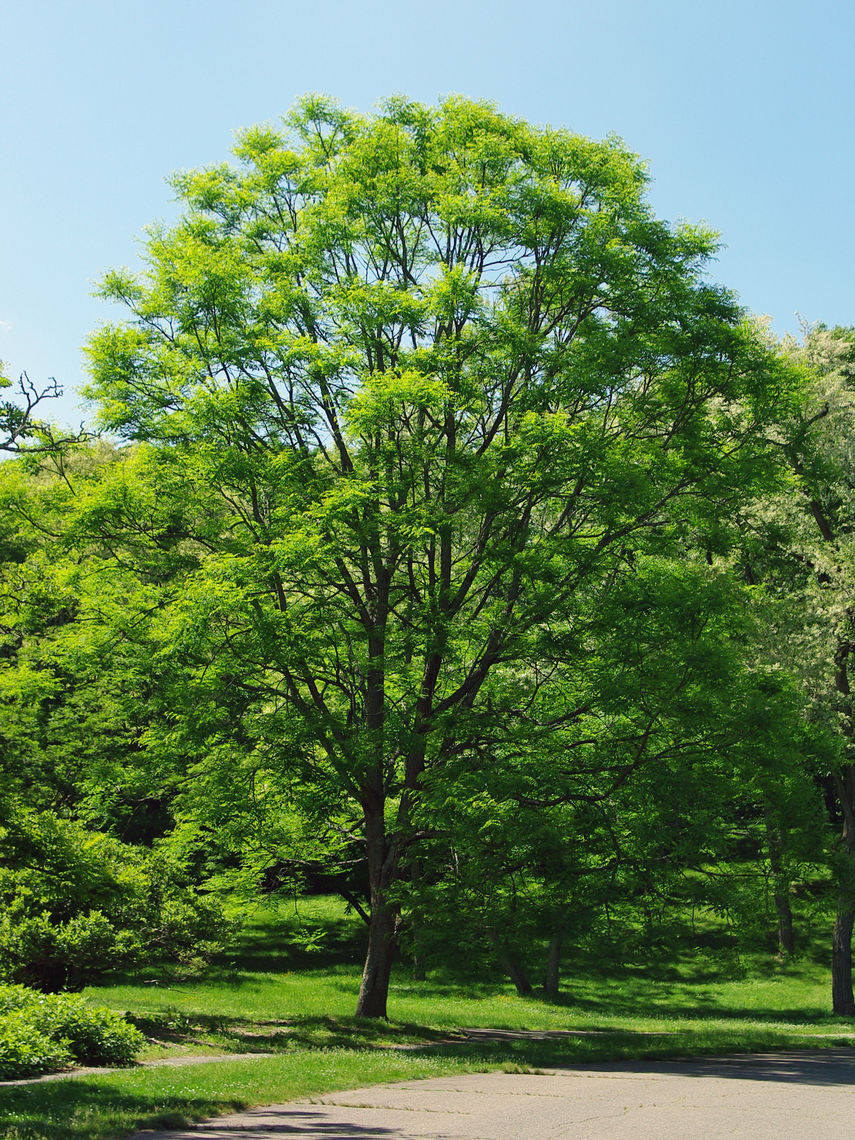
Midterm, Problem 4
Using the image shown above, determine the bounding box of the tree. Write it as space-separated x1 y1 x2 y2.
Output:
85 96 789 1017
740 325 855 1012
0 449 235 991
409 551 827 991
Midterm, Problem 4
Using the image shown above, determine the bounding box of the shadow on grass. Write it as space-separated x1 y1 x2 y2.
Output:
0 1079 247 1139
119 968 838 1034
378 948 837 1025
123 1003 855 1075
221 911 367 976
395 1036 855 1079
128 1011 460 1055
411 1039 855 1084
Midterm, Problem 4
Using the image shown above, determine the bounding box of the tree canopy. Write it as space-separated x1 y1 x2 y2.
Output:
78 95 806 1017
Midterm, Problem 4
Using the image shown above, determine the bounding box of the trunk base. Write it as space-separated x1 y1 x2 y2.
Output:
832 906 855 1015
543 933 562 999
355 906 396 1019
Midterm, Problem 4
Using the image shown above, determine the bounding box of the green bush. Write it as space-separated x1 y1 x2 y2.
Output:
0 1009 72 1079
0 983 34 1014
0 811 234 990
28 994 144 1066
0 984 144 1079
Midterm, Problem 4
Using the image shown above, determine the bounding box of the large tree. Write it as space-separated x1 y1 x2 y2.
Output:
85 96 788 1017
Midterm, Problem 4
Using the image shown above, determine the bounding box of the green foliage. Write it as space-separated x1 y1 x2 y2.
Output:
0 1009 72 1079
77 94 801 1016
0 443 190 839
21 993 144 1067
0 810 234 991
0 97 816 1018
0 984 144 1078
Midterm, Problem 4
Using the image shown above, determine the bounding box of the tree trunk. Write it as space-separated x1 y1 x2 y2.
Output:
488 929 532 996
774 886 796 958
503 952 533 997
355 791 398 1019
543 933 562 999
356 900 397 1018
764 810 795 956
832 894 855 1015
409 855 426 980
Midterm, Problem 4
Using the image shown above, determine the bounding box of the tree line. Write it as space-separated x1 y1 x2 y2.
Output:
2 96 855 1018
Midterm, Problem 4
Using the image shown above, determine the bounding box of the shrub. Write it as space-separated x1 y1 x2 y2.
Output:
0 1009 72 1079
0 984 144 1079
28 994 144 1066
0 983 33 1015
0 811 234 990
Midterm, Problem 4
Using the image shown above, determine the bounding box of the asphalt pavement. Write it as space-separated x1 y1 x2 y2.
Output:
129 1049 855 1139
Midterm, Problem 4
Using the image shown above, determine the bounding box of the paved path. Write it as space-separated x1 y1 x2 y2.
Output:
131 1049 855 1139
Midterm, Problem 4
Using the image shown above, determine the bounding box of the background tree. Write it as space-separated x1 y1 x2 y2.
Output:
85 95 792 1017
738 325 855 1012
0 448 236 990
408 550 827 993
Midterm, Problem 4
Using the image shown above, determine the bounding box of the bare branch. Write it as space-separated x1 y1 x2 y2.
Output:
0 372 89 453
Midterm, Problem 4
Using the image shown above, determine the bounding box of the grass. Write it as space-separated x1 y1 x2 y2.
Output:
2 896 854 1140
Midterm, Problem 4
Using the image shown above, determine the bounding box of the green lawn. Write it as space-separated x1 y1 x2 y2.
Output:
2 897 853 1140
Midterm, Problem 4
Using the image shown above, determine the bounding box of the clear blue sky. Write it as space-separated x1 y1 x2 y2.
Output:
3 0 853 426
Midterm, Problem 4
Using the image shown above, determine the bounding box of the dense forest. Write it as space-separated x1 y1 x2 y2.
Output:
3 96 855 1027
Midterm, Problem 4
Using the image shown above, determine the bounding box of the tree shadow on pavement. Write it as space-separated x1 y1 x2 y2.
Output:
639 1049 855 1086
167 1108 402 1137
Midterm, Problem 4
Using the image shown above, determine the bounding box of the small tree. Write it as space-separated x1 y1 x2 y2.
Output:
85 96 788 1017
